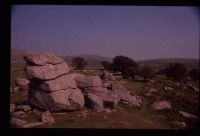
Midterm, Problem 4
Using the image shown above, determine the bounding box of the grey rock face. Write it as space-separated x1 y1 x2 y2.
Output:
38 74 77 92
67 73 86 80
111 82 130 98
28 88 84 111
83 87 107 96
101 92 120 108
121 95 142 108
75 76 102 88
86 93 104 112
25 62 70 80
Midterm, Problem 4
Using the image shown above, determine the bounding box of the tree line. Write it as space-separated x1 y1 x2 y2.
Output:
72 56 199 81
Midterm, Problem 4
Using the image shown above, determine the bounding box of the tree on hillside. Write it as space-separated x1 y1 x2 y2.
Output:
189 68 199 81
102 61 110 70
72 57 87 72
163 63 187 81
139 65 154 81
162 67 171 79
122 66 140 79
112 56 137 73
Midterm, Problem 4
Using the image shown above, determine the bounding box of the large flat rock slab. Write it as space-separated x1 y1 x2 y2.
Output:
38 74 77 92
23 51 64 66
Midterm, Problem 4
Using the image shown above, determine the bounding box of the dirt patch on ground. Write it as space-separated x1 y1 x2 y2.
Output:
109 120 133 128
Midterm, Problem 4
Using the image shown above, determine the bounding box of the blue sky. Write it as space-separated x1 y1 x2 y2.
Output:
11 5 199 60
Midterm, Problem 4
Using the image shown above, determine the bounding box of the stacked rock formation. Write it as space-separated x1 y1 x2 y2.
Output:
23 51 141 113
23 51 85 112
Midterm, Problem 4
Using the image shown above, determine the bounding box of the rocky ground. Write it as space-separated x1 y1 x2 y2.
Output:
10 51 199 129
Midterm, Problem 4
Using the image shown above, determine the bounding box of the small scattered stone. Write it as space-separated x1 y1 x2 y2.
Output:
11 118 27 127
121 95 142 108
83 110 88 113
174 82 180 86
192 87 199 92
148 88 157 93
103 116 108 120
15 78 30 87
170 121 186 129
10 87 13 93
41 111 55 124
151 100 171 111
144 92 152 97
12 111 26 117
12 87 19 93
112 109 116 112
10 104 15 113
77 112 87 118
179 111 199 119
104 108 112 113
16 105 31 112
147 79 154 83
21 122 44 128
32 108 44 117
163 86 173 91
183 86 187 90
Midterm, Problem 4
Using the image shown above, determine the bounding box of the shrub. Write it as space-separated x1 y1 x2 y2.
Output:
122 66 139 79
163 63 187 81
139 65 154 81
189 68 199 81
101 61 110 70
72 57 87 71
112 55 137 73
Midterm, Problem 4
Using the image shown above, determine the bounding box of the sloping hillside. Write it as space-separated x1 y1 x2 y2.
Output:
11 49 25 63
138 58 199 71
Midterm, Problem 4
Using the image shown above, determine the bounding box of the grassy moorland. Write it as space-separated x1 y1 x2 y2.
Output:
10 59 199 129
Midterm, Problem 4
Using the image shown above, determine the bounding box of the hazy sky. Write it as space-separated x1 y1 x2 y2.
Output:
11 5 199 60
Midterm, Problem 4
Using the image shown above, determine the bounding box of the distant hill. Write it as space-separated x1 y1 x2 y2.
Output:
11 49 26 63
138 58 199 71
11 49 199 71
